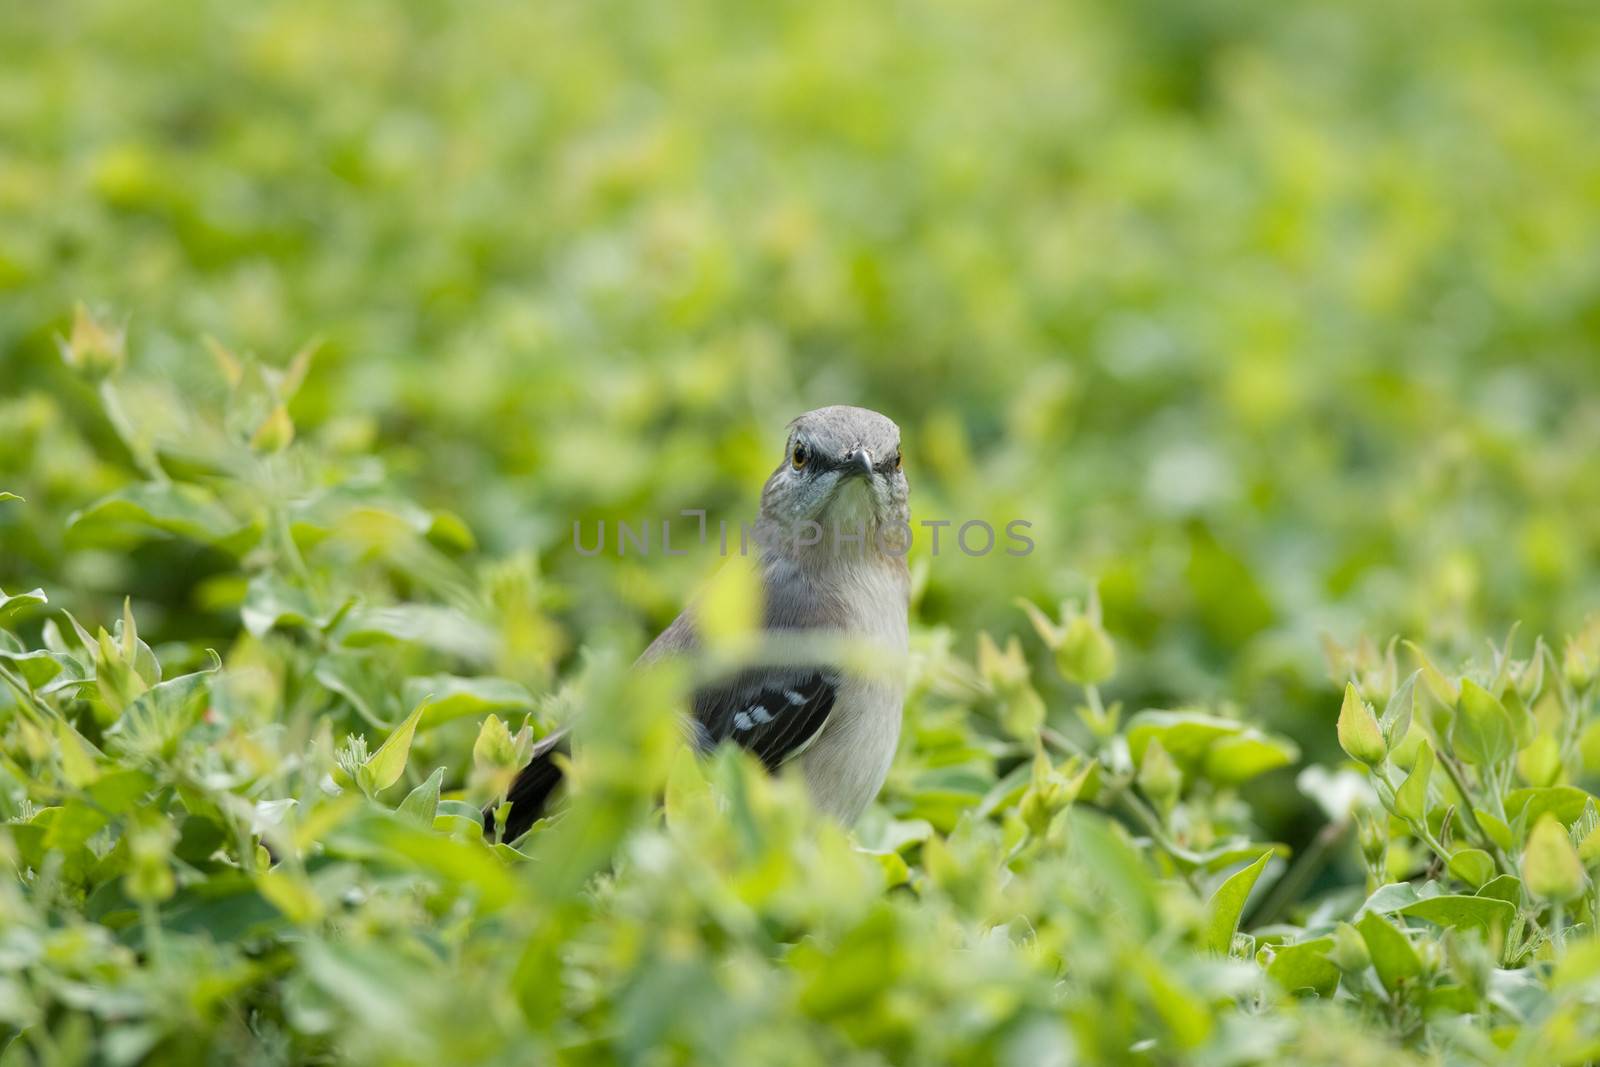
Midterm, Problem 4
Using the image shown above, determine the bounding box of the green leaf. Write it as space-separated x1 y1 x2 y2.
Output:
1517 732 1562 787
426 509 477 553
1475 808 1514 852
42 801 110 855
1356 911 1422 995
1380 670 1419 749
66 482 257 553
663 745 714 831
334 604 496 663
1506 786 1594 830
1264 938 1340 997
1068 810 1159 936
323 811 517 912
402 674 536 730
397 768 445 826
1125 710 1298 786
357 698 428 795
1453 680 1513 767
1398 895 1515 934
0 587 48 627
256 869 325 924
106 671 212 759
1202 731 1299 784
88 769 156 813
1360 882 1422 915
1404 640 1460 708
1447 849 1496 889
1476 874 1523 905
1394 739 1433 822
860 848 912 890
240 573 322 637
56 720 101 787
0 646 80 690
1203 851 1271 954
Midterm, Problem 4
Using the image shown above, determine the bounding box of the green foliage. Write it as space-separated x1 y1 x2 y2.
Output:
6 352 1600 1062
3 0 1600 1062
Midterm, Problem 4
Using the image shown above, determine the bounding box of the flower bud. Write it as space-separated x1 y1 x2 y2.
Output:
472 714 534 800
1017 595 1117 687
1137 739 1182 807
999 684 1046 741
977 632 1030 694
1577 820 1600 869
1565 618 1599 692
251 403 296 454
1326 921 1370 973
1355 810 1387 867
1057 616 1116 686
1523 815 1586 904
94 628 149 717
1020 750 1090 837
57 304 126 381
1337 682 1387 765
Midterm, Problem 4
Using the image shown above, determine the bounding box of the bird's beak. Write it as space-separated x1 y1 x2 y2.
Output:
842 448 874 479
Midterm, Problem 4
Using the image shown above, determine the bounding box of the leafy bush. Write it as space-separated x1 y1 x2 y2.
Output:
5 0 1600 1062
4 333 1600 1064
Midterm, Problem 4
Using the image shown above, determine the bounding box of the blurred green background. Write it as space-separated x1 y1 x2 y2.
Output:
4 0 1599 837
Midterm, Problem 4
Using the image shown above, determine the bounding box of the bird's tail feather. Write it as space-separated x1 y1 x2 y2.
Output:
485 728 569 843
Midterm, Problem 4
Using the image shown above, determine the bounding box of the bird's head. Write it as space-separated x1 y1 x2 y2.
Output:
759 406 908 551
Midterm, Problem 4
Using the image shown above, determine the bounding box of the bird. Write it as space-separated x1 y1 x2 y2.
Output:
490 405 911 843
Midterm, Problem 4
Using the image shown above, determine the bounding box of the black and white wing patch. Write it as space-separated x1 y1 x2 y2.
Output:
691 669 838 770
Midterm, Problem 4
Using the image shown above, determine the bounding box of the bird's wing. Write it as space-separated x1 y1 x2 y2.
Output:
690 668 839 770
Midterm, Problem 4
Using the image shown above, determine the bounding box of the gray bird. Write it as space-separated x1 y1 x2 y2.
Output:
492 405 910 841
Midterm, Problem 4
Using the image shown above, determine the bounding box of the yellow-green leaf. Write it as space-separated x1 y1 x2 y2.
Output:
1356 911 1422 995
1394 739 1432 822
1203 851 1271 954
56 719 101 788
358 699 428 795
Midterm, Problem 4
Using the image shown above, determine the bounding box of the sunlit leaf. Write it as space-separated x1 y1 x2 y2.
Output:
357 699 429 795
1453 680 1513 767
397 768 445 826
1203 852 1271 953
0 587 48 627
1399 895 1514 934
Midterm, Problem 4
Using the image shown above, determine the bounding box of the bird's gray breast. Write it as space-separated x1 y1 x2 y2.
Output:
788 559 909 823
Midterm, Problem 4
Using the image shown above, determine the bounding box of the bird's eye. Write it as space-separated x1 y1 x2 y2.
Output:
791 443 809 470
893 451 903 472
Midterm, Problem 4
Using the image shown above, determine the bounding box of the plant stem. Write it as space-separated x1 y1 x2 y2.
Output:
1040 725 1084 757
1434 751 1511 872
